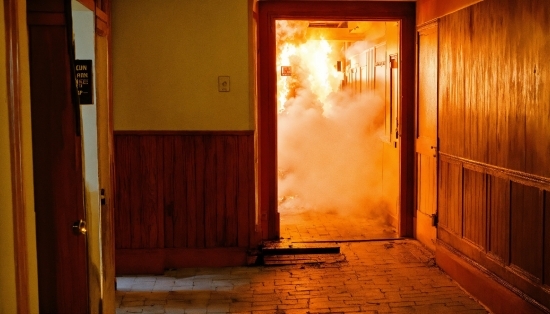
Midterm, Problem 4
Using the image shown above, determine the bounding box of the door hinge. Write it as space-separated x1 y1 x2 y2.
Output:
100 188 106 205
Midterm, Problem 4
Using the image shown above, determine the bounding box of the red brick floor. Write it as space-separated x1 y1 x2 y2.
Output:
279 208 398 242
116 240 489 313
115 205 489 313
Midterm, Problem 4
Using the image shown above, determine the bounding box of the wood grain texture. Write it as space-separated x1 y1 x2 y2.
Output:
416 0 482 26
114 132 255 255
510 183 543 282
4 0 30 312
487 176 510 265
28 1 89 311
438 159 462 235
462 167 486 248
437 0 550 308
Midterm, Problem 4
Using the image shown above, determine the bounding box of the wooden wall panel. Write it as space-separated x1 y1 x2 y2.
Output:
437 0 550 309
114 131 256 257
438 159 462 235
544 190 550 287
487 176 510 265
510 183 543 281
462 168 485 248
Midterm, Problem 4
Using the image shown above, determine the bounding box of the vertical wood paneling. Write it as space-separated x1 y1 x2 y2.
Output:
510 183 543 280
115 132 255 251
204 136 217 248
184 136 197 248
173 136 188 248
115 136 131 249
438 160 463 235
224 137 239 247
215 139 227 247
438 0 550 308
524 4 550 179
163 137 175 248
488 176 510 264
193 137 206 249
238 136 252 247
544 190 550 286
462 168 486 248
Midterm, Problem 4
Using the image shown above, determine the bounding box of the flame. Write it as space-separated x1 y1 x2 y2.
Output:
276 22 343 113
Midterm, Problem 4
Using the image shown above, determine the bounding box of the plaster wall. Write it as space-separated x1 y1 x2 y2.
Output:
112 0 252 131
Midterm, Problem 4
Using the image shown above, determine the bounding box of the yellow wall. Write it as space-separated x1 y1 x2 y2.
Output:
112 0 252 131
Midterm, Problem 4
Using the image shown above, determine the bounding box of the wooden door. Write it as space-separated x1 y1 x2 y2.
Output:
28 0 89 312
415 22 438 251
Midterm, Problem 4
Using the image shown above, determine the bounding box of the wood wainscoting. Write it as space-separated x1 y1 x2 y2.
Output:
437 153 550 312
434 0 550 311
114 131 257 274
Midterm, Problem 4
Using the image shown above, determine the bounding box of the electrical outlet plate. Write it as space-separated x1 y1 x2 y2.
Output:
218 76 230 92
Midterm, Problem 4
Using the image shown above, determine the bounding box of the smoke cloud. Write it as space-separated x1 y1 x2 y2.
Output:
276 21 393 222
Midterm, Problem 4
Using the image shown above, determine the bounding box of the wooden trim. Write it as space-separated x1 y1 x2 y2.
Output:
114 130 255 136
257 0 417 240
95 8 108 36
417 0 483 26
440 153 550 190
76 0 94 11
4 0 30 312
115 248 249 275
436 240 548 314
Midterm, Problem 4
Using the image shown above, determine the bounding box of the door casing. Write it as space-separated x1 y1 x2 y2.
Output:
257 0 417 240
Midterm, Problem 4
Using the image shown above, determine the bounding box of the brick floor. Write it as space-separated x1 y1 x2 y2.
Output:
116 239 489 313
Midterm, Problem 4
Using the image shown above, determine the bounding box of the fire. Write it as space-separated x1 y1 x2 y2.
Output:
276 22 343 113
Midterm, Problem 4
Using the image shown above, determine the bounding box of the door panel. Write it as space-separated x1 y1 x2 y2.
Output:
28 0 89 312
415 22 438 251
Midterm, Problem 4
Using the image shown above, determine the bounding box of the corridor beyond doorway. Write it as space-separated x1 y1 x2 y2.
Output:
276 20 400 242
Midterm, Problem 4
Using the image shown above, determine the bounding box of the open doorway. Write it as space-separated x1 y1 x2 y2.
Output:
257 1 416 241
276 20 401 242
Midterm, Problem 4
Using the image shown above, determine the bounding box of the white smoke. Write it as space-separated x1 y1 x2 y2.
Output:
276 21 391 221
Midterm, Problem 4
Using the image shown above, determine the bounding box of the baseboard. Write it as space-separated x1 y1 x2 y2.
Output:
116 247 248 275
436 242 548 314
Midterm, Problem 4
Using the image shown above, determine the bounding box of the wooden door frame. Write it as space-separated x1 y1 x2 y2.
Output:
4 0 30 312
257 0 416 240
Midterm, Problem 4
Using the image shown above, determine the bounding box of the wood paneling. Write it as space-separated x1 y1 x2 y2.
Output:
462 168 485 248
114 131 256 271
438 159 462 235
434 0 549 310
416 0 482 26
487 176 510 264
4 0 30 311
545 191 550 287
510 183 543 282
438 154 550 310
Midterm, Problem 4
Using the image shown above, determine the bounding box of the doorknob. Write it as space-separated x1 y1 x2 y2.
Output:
72 219 87 235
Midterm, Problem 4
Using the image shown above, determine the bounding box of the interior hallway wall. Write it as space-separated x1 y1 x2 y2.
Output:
112 0 252 131
432 0 550 311
111 0 258 274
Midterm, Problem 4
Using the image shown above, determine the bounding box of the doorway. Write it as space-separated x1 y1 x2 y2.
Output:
275 19 401 242
257 1 416 241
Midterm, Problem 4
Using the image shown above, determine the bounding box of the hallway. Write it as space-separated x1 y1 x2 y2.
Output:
116 240 489 313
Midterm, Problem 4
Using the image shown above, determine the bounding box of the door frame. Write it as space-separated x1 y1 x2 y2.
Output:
257 0 417 240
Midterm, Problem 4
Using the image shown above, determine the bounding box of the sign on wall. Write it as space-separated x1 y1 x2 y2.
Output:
75 59 93 104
